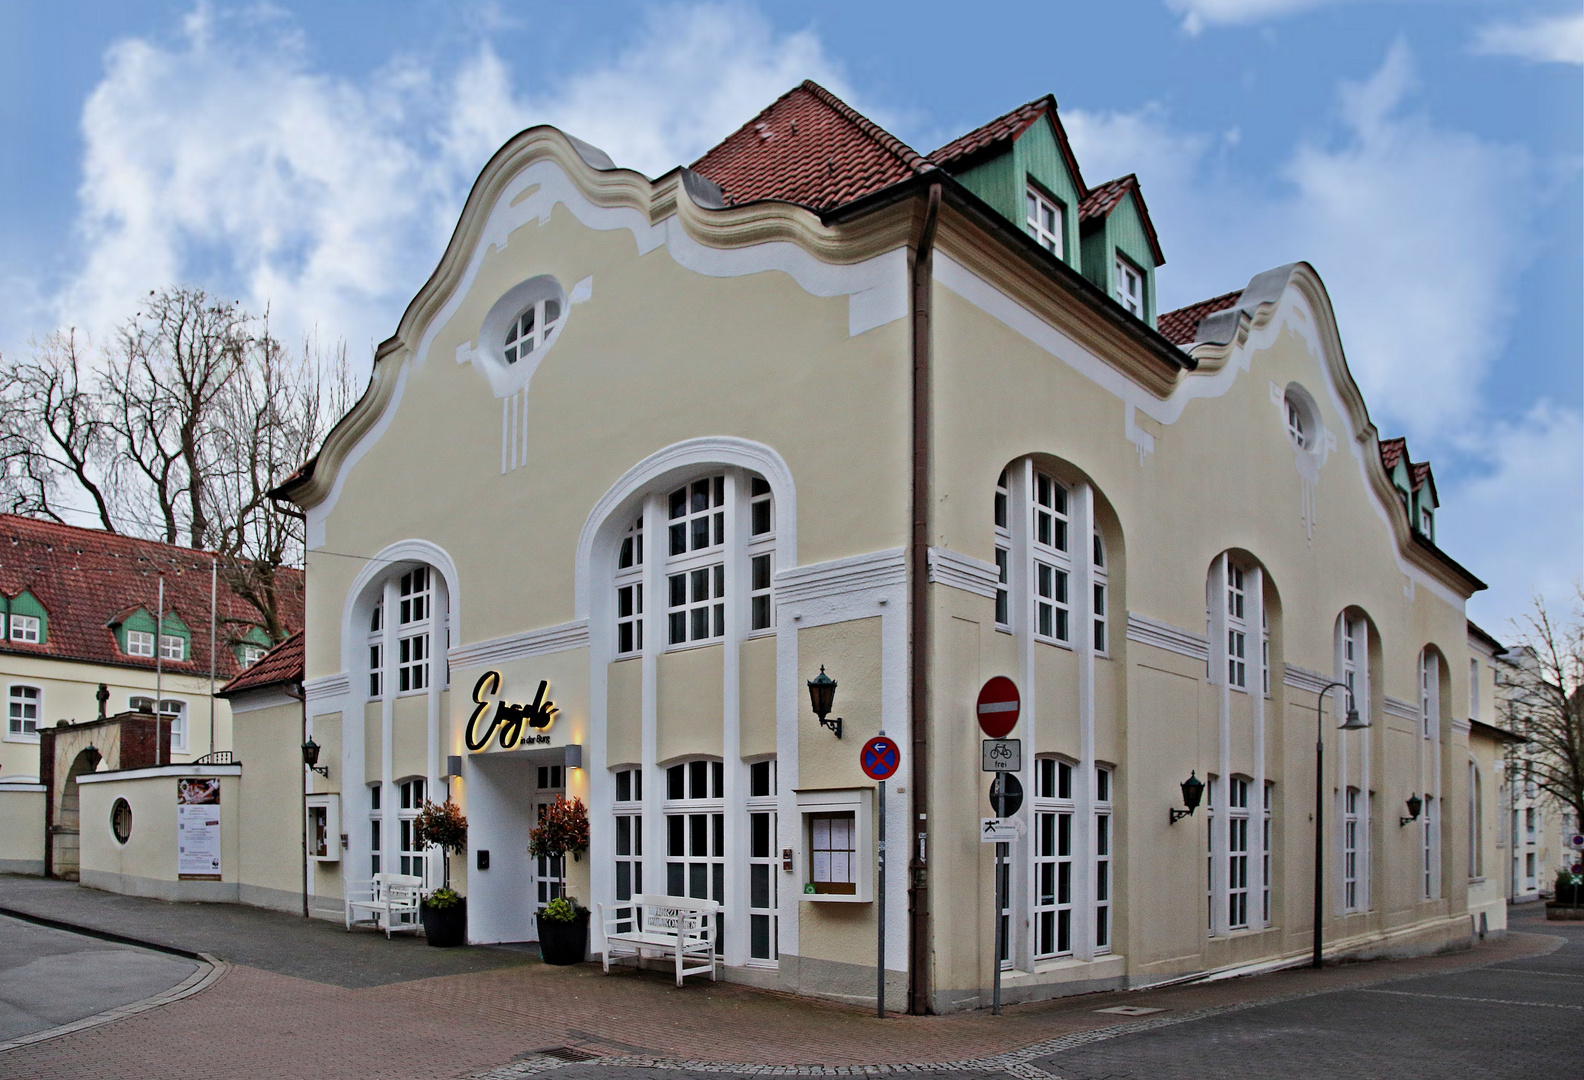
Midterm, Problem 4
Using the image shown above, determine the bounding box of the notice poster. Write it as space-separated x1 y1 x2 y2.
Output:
177 778 222 881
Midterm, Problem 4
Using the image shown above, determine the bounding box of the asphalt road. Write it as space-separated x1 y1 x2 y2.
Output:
0 914 198 1043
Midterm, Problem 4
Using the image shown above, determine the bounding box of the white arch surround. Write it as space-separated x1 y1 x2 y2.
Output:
574 436 797 618
339 538 463 675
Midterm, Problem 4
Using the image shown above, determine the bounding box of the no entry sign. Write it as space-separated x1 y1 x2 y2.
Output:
861 736 901 781
976 677 1021 738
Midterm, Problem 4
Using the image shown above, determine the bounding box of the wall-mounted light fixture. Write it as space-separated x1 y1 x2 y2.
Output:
301 736 329 777
1169 770 1205 824
84 743 103 771
1400 793 1423 827
807 666 842 739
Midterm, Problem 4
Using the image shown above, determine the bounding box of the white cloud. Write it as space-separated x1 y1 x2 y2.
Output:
1471 10 1584 65
1066 41 1572 625
1163 0 1345 34
56 3 853 370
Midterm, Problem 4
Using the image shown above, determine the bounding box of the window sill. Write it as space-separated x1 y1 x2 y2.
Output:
2 733 40 745
1033 637 1075 653
800 891 868 904
663 640 725 656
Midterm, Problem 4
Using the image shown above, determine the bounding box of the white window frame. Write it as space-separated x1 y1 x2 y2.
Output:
367 597 384 699
1343 787 1360 911
1025 184 1064 257
1031 472 1071 645
396 568 432 694
502 296 562 365
126 629 155 658
159 633 185 662
1032 757 1075 960
747 476 776 634
746 758 778 964
1227 563 1248 690
994 469 1011 630
1227 777 1250 930
613 766 644 918
615 514 645 656
1343 616 1363 716
665 759 726 950
1095 765 1114 951
1262 781 1274 924
666 477 727 648
6 684 40 741
240 642 268 667
1285 396 1309 450
1423 796 1436 899
130 696 187 753
1092 531 1109 655
1114 254 1144 316
9 614 40 643
369 782 382 876
397 777 429 885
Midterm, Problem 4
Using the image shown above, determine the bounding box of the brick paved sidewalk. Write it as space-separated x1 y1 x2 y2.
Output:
0 878 1564 1080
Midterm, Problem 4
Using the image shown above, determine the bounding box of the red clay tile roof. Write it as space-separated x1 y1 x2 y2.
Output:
1157 290 1242 345
690 81 934 212
930 96 1063 171
219 631 303 696
1379 437 1407 472
1078 174 1165 266
1410 460 1437 501
0 514 302 678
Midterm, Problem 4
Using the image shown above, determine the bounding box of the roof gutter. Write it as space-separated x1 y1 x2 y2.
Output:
908 181 941 1016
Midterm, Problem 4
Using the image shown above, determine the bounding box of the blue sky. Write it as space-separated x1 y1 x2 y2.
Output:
0 0 1578 633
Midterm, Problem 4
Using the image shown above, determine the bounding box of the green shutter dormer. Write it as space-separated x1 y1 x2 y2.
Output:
6 589 49 644
112 607 190 659
232 624 272 666
1078 177 1165 328
159 611 192 661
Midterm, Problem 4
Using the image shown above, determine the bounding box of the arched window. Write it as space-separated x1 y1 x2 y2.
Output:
1092 532 1109 654
611 471 775 657
1032 471 1072 644
364 565 447 700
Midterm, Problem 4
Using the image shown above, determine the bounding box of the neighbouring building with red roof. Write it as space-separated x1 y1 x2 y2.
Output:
0 514 301 876
126 79 1506 1010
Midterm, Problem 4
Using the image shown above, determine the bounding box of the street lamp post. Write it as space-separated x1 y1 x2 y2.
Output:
1313 681 1368 969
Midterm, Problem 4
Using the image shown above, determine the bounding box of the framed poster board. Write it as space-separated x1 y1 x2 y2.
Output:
177 778 222 881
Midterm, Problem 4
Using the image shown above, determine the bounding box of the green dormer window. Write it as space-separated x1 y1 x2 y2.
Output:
116 608 190 661
1419 507 1434 541
5 590 48 645
1026 185 1065 258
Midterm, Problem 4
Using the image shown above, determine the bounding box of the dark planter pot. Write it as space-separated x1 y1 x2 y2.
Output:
421 897 468 947
539 909 590 965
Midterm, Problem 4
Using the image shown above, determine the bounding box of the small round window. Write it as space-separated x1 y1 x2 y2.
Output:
110 798 132 844
1283 383 1319 453
503 297 562 365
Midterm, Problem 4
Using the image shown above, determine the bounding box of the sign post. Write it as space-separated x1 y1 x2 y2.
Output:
976 678 1022 1018
861 733 901 1018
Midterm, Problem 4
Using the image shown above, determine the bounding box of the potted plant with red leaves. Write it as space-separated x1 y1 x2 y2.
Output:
528 795 590 964
413 798 469 947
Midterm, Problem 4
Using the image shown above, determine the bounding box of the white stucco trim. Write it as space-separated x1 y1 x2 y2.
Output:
1283 664 1333 696
574 436 797 618
1125 612 1210 663
774 548 905 606
1384 696 1421 722
78 764 242 783
927 547 999 599
227 687 302 714
337 538 462 675
303 673 351 700
448 620 590 670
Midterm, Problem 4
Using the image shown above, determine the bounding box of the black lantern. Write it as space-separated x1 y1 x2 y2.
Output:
302 736 328 777
1401 793 1423 826
83 744 103 771
1170 770 1205 824
806 666 842 739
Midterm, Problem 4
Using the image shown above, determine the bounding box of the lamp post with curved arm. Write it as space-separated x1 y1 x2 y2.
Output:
1314 680 1369 969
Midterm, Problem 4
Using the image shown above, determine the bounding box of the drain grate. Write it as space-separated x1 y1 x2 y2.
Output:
519 1047 597 1063
1094 1005 1166 1016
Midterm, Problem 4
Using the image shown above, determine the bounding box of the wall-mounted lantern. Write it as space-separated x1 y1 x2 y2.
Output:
807 666 842 739
1400 793 1423 827
84 744 103 771
301 736 329 777
1170 770 1205 824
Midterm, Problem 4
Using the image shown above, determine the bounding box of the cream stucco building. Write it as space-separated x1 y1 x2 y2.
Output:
277 83 1494 1012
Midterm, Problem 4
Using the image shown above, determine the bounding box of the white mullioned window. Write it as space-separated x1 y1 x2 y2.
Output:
1261 607 1271 696
130 697 188 753
1114 255 1144 316
666 759 726 952
369 784 382 876
1343 616 1364 716
1033 757 1074 959
1092 532 1108 653
1226 563 1247 690
667 477 726 647
1095 765 1114 950
9 614 40 643
1207 779 1216 933
1423 797 1436 899
1262 781 1274 924
1344 787 1360 911
396 568 431 693
126 630 155 657
1469 658 1480 722
994 470 1011 629
1032 472 1071 644
1228 777 1250 930
398 778 428 884
1286 397 1308 449
7 685 40 739
1025 185 1064 257
503 296 562 364
615 515 644 655
1468 762 1480 878
159 633 184 661
368 598 384 698
748 476 775 632
613 767 643 920
1420 651 1436 738
240 642 268 667
747 759 778 963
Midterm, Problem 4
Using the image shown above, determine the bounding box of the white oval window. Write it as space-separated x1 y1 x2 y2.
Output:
1283 383 1319 453
503 296 562 365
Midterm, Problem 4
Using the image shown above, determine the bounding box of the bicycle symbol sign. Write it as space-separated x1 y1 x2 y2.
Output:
861 736 900 781
981 738 1022 773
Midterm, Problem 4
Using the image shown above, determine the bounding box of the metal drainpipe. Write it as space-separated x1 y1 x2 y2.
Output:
908 181 942 1016
285 679 309 918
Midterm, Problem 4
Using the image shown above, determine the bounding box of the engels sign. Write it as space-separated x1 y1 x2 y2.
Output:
465 671 558 751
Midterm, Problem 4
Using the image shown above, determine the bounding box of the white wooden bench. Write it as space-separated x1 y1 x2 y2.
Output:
345 874 425 938
596 893 719 985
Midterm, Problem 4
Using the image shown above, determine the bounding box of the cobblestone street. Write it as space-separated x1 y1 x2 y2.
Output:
0 879 1577 1080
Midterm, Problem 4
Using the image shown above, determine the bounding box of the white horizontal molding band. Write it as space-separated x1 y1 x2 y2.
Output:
228 688 303 714
449 619 592 670
927 547 999 599
1126 612 1210 662
1383 696 1420 721
78 764 243 783
1283 664 1333 695
303 673 351 700
774 547 906 606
